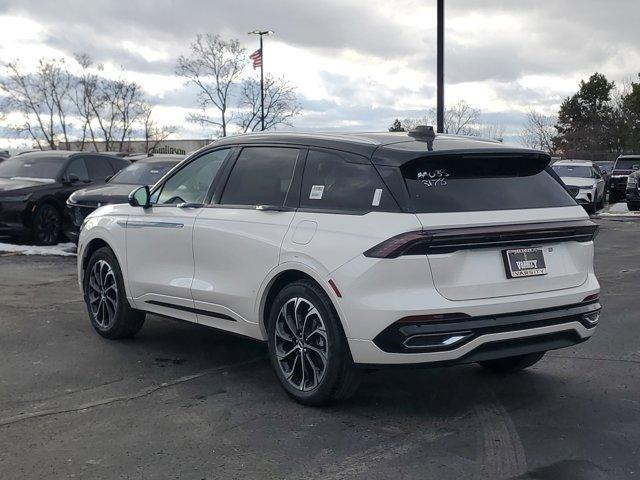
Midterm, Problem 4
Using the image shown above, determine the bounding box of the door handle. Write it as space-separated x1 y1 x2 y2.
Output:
177 202 204 209
256 205 291 212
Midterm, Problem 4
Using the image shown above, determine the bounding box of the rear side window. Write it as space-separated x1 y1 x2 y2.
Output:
402 154 576 213
221 147 298 206
301 150 398 212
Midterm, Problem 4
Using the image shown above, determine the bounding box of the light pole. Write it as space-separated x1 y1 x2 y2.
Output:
436 0 445 133
248 29 274 131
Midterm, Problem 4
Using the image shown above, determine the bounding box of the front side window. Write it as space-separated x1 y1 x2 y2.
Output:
402 154 576 213
300 150 397 212
66 158 89 182
85 157 115 181
220 147 298 206
155 149 229 205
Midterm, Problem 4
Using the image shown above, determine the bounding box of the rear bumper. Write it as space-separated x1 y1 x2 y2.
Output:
350 320 595 365
349 300 599 365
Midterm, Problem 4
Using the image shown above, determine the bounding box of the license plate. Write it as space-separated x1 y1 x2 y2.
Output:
502 247 547 279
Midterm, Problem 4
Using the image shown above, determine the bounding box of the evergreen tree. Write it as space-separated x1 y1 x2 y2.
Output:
388 118 405 132
553 73 616 154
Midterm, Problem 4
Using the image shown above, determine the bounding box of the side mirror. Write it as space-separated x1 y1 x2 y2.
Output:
65 173 80 185
129 185 151 208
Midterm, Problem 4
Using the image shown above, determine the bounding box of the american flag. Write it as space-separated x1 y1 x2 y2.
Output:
249 49 262 69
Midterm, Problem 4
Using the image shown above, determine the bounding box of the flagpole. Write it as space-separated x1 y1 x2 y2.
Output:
249 30 274 132
260 34 264 131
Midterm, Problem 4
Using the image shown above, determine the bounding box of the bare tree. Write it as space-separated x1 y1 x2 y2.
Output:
445 100 481 135
520 109 556 153
238 75 301 132
401 101 481 136
479 123 505 141
140 103 179 152
176 34 246 137
0 59 72 149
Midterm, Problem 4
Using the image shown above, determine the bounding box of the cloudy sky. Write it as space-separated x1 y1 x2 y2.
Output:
1 0 639 148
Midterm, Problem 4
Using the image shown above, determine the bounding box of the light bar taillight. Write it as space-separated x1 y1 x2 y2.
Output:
363 220 598 259
363 231 429 258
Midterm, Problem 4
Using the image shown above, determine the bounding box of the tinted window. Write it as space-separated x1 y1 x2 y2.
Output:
111 161 178 185
85 157 114 181
108 157 130 173
156 149 229 205
221 147 298 206
66 158 89 182
402 154 575 213
301 150 397 212
0 156 66 180
615 159 640 170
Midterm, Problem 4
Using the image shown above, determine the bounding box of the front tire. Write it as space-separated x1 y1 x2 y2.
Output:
267 280 361 406
83 247 145 339
478 352 545 373
32 204 61 245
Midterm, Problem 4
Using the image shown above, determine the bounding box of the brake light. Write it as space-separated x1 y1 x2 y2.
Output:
363 231 428 258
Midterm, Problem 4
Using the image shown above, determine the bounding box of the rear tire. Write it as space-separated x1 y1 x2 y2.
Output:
32 204 61 245
83 246 145 339
628 203 640 212
478 352 545 373
267 279 361 406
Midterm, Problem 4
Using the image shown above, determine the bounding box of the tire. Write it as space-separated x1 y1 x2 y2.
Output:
83 246 145 339
478 352 545 373
628 203 640 212
597 194 605 210
32 204 61 245
267 279 361 406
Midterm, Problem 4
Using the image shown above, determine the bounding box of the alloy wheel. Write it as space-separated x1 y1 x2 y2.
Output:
88 260 118 329
36 207 60 244
274 297 328 391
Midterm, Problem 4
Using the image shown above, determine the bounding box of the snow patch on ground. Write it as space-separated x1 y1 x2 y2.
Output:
0 242 77 257
597 202 640 217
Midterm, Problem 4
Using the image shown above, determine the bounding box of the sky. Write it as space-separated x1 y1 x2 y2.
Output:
0 0 639 149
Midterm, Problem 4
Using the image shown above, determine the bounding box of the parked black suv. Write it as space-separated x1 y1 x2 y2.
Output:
0 151 129 244
626 169 640 211
64 154 183 242
609 155 640 202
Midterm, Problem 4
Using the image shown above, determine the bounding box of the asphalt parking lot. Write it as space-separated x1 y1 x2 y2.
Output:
1 217 639 480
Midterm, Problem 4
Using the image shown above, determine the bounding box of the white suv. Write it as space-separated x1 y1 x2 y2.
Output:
551 159 606 213
77 128 601 405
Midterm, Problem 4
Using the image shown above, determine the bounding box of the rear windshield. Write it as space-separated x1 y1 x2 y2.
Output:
552 165 594 178
614 159 640 171
401 154 576 213
110 161 177 185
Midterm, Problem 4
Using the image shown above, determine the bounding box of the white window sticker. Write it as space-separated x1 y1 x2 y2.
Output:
372 188 383 206
309 185 324 200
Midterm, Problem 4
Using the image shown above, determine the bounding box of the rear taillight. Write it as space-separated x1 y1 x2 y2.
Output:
363 231 429 258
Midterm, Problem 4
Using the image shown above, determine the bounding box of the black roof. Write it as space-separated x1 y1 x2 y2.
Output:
211 131 544 166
